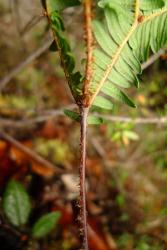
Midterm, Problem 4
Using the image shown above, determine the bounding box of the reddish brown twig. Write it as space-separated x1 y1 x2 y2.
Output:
79 106 89 250
78 1 94 249
83 0 93 107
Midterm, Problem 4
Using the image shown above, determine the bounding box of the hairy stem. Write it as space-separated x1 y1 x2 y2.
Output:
79 106 89 250
83 0 93 106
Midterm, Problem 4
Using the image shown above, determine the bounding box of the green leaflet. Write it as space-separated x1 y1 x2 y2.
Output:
101 82 136 108
90 0 167 112
98 0 134 10
3 181 31 227
141 0 165 10
32 212 61 238
64 109 80 122
99 0 165 10
45 0 82 102
93 96 113 110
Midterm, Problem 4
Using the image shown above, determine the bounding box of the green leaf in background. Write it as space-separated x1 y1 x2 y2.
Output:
123 130 139 141
34 138 74 166
3 181 31 227
32 212 61 238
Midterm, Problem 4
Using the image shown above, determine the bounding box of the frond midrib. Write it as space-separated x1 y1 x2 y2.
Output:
89 1 167 106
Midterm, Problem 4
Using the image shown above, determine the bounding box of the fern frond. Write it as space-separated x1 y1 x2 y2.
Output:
44 0 82 102
87 0 167 110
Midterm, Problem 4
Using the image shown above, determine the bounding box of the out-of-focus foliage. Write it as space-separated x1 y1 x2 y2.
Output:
32 212 61 238
34 138 74 166
3 181 31 227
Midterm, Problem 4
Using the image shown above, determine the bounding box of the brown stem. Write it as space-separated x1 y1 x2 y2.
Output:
79 106 89 250
83 0 93 107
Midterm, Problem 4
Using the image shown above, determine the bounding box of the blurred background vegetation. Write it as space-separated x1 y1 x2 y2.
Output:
0 1 167 250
